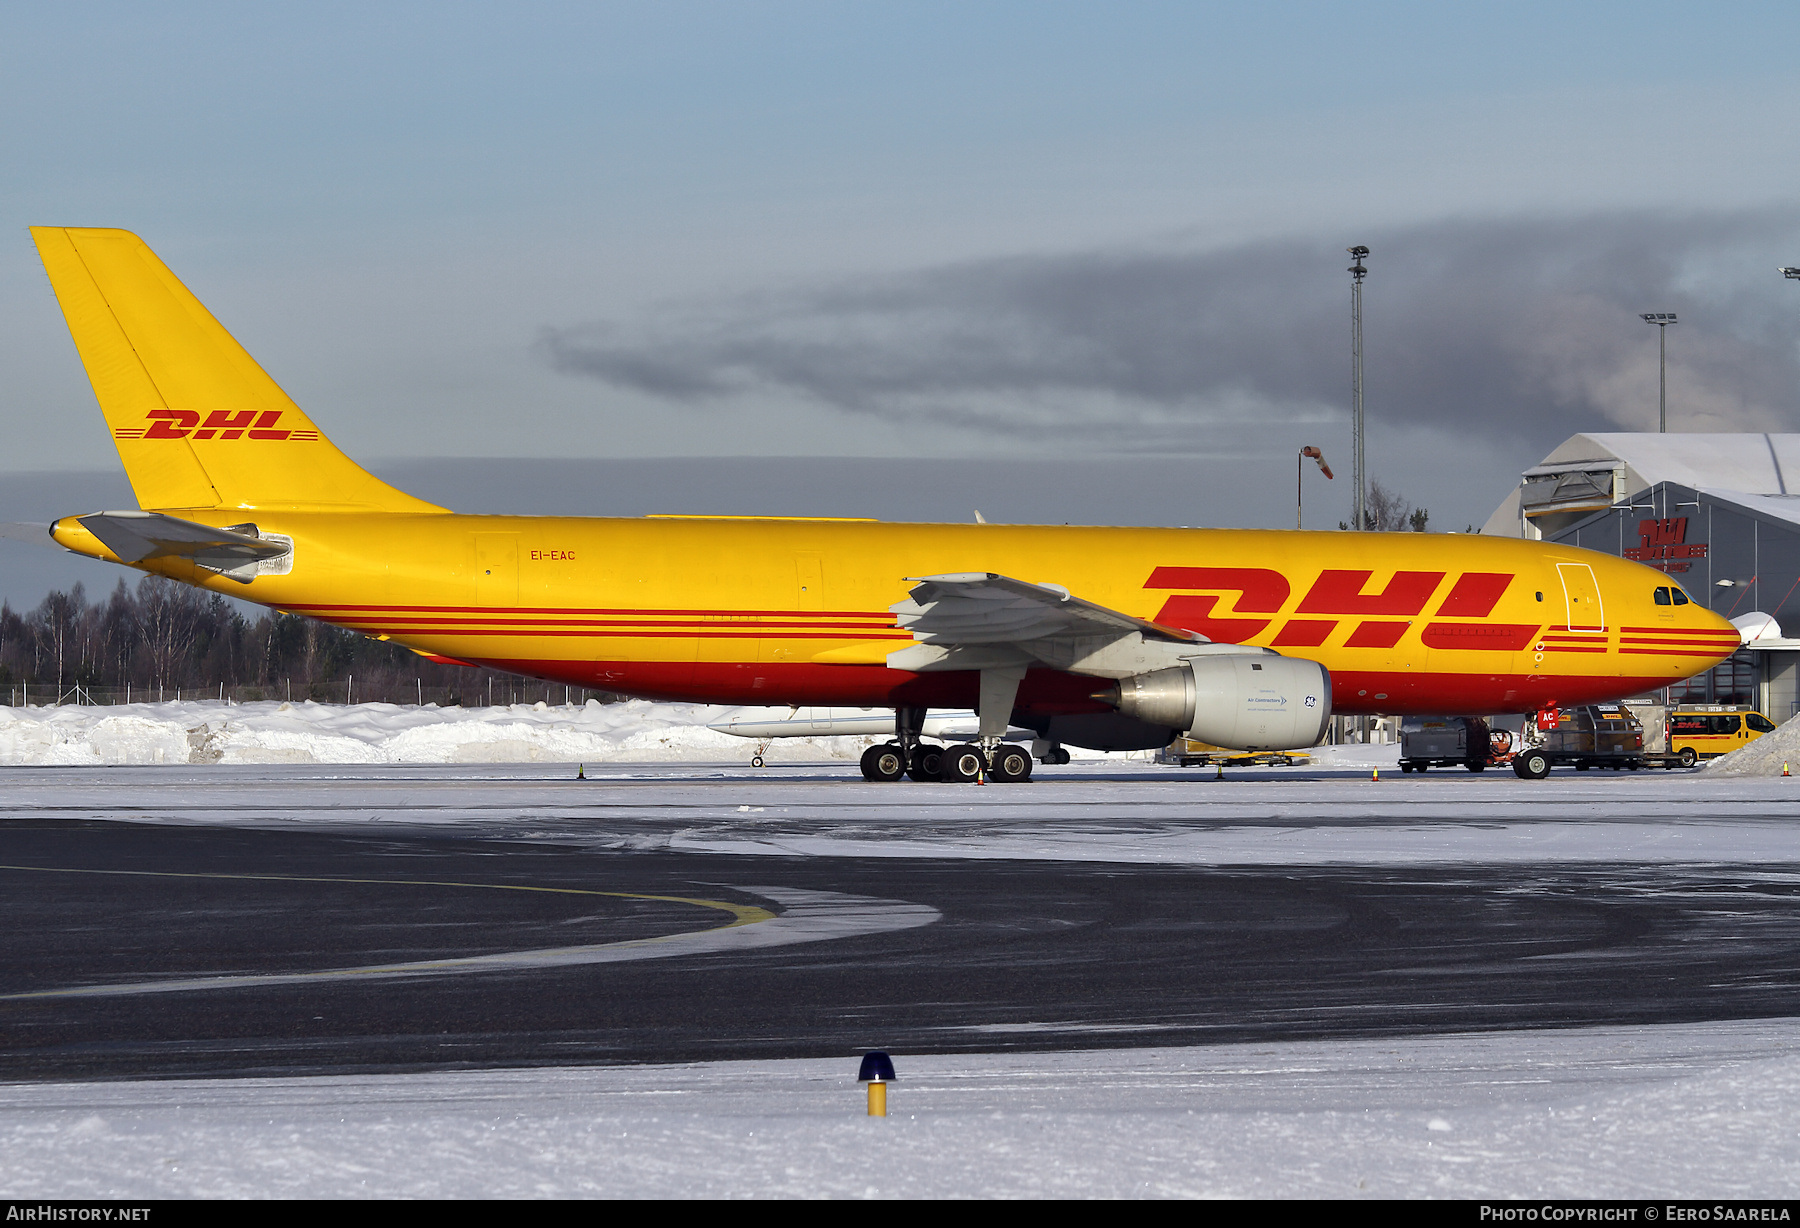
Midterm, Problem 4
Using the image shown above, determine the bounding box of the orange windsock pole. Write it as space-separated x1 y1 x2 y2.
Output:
1299 446 1335 530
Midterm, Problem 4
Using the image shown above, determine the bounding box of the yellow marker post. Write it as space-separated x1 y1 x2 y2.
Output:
858 1050 895 1117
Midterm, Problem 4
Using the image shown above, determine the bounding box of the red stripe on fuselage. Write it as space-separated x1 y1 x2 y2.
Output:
284 602 899 620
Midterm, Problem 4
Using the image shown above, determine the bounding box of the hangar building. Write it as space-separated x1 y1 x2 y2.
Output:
1483 433 1800 719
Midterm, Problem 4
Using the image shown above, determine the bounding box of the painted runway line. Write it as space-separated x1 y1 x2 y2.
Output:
3 881 939 1001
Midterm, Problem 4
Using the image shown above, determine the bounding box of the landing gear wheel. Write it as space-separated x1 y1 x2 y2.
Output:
907 745 945 782
1513 749 1551 780
1678 747 1698 768
1040 747 1071 766
750 755 764 768
991 744 1033 783
861 743 906 782
940 743 985 783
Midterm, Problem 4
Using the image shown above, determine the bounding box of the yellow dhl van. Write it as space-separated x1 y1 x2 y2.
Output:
1666 706 1779 762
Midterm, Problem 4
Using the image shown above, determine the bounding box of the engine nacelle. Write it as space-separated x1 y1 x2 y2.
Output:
1104 654 1332 750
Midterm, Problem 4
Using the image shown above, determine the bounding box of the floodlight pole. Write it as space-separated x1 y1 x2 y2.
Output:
1348 247 1368 530
1640 313 1677 433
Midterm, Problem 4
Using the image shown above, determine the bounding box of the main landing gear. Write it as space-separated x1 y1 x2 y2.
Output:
859 740 1034 782
907 743 944 781
861 673 1039 783
859 743 907 781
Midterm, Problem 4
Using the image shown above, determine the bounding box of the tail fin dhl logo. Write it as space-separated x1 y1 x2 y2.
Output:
112 410 320 442
1146 567 1524 647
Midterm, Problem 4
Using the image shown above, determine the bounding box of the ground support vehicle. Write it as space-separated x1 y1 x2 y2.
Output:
1397 716 1505 773
1511 704 1645 778
1635 705 1778 769
1156 737 1311 768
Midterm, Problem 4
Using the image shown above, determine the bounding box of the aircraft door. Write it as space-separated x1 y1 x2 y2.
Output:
474 532 519 606
1556 563 1605 631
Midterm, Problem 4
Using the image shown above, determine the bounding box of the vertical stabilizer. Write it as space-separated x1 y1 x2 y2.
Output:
31 227 445 514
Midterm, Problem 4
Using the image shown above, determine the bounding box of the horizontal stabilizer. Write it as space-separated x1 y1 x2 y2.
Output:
73 511 291 584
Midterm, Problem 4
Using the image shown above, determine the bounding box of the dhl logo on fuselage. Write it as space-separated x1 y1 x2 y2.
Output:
1146 566 1541 652
111 409 320 442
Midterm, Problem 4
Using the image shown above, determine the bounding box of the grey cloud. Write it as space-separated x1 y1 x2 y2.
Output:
540 210 1800 446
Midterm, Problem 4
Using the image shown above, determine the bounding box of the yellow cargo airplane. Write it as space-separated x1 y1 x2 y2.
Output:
26 227 1741 781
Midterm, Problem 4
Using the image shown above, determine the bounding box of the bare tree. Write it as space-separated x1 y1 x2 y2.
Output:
135 576 207 690
1364 480 1410 532
32 584 86 691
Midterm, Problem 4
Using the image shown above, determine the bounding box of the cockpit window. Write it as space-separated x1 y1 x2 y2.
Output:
1671 586 1690 606
1654 587 1672 605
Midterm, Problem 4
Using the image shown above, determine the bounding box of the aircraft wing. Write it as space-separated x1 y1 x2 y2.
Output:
888 572 1213 675
73 511 291 582
892 573 1202 645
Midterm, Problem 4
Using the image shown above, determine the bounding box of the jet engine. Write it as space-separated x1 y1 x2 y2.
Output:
1098 653 1332 750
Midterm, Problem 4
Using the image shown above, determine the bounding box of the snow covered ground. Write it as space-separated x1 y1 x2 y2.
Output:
3 1018 1797 1198
6 751 1797 869
0 698 881 766
5 701 1800 1197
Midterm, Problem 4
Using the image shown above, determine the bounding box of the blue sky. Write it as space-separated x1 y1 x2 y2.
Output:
4 2 1800 551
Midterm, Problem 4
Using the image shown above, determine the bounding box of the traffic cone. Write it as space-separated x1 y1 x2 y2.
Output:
1372 767 1380 782
577 764 585 780
1785 762 1791 777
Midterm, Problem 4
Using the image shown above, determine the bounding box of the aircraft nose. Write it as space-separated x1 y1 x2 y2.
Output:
1705 604 1743 647
1678 600 1745 665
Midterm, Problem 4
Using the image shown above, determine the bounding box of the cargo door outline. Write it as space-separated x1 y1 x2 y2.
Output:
764 553 826 663
1556 563 1605 632
474 532 520 606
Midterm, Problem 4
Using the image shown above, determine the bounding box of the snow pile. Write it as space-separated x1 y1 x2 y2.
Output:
1701 711 1800 777
0 699 881 767
4 1019 1799 1198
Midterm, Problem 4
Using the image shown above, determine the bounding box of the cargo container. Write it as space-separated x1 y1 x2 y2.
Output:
1398 716 1496 773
